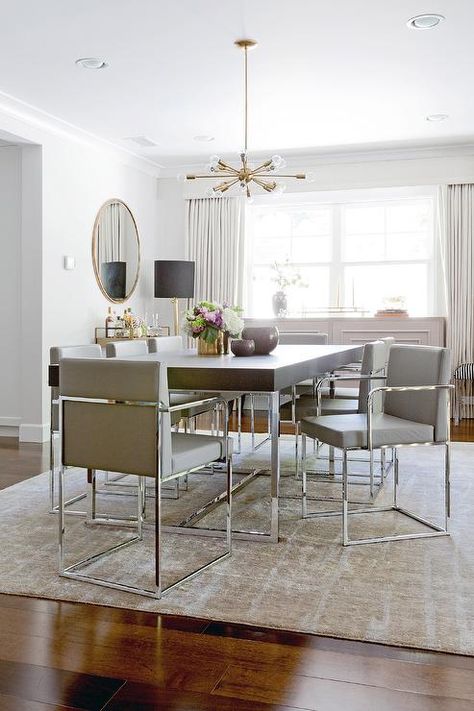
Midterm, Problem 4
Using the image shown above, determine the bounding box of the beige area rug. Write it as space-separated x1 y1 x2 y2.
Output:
1 437 474 655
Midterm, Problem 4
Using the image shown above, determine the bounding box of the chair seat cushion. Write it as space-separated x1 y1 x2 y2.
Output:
301 413 434 449
281 395 359 421
171 392 241 420
291 381 359 398
170 432 230 476
319 386 360 399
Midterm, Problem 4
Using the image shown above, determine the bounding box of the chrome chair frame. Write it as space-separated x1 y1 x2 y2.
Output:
58 391 232 598
302 383 453 546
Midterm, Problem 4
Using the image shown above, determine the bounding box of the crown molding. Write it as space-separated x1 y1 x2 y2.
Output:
158 141 474 178
0 89 164 177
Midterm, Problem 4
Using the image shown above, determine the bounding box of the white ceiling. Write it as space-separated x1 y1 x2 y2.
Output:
0 0 472 167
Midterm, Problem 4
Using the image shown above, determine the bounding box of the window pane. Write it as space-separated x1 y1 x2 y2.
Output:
289 266 330 316
386 201 432 233
254 210 291 238
292 209 332 236
248 265 330 317
343 233 385 262
386 232 431 260
344 205 385 234
344 264 428 316
291 235 331 263
252 237 291 264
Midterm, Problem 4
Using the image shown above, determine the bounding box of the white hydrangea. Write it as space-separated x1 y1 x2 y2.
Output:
223 307 244 337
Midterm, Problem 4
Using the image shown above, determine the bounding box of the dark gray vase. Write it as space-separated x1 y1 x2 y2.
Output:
230 339 255 357
272 291 287 317
241 326 279 355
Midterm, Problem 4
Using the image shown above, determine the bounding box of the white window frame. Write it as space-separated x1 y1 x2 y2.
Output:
244 185 438 318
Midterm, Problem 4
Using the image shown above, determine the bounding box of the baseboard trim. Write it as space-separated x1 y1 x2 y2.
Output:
0 426 20 438
19 423 49 443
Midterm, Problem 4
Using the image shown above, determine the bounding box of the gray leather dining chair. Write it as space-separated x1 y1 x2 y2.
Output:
49 344 102 514
58 357 232 598
281 340 387 490
147 335 183 353
300 345 453 546
105 340 148 357
320 336 395 400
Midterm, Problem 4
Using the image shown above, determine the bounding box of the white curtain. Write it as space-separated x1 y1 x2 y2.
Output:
185 197 245 305
438 184 474 372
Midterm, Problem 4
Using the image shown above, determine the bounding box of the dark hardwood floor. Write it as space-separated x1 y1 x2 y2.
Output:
0 418 472 710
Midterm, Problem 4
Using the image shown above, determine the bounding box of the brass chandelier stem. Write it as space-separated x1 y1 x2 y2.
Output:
244 43 248 153
184 38 307 196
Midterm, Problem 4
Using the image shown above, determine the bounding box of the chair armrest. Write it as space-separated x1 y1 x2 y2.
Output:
314 373 387 412
161 395 227 414
366 384 454 450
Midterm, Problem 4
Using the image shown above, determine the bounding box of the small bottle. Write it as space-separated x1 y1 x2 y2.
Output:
105 307 114 338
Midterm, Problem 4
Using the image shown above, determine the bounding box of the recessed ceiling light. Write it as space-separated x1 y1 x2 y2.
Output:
407 13 445 29
75 57 108 70
193 135 215 142
426 113 449 122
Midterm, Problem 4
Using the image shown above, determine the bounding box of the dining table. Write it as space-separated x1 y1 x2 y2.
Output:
123 343 364 543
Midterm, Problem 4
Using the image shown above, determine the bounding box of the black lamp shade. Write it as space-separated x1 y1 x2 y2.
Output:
154 260 195 299
101 261 127 299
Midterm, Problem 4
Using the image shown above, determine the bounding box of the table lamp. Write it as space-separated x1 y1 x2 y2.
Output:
154 260 195 335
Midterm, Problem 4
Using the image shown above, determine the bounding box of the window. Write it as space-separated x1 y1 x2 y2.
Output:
245 188 435 318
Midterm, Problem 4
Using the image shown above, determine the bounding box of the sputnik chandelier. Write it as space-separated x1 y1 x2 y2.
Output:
186 39 307 198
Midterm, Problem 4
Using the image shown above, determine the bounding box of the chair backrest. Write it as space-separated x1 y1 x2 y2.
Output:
49 345 103 430
357 340 387 413
379 336 395 366
50 344 103 365
105 340 148 358
148 335 183 353
278 332 328 345
59 358 171 478
384 345 451 442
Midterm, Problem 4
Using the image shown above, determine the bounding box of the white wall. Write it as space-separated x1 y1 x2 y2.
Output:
0 146 21 434
0 111 163 441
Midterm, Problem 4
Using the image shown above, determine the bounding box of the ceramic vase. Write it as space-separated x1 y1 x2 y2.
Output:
272 291 287 317
241 326 279 355
230 339 255 357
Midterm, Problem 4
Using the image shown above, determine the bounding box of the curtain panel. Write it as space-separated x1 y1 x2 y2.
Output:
438 184 474 373
185 197 245 306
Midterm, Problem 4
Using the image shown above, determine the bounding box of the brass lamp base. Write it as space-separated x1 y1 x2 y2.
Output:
171 297 180 336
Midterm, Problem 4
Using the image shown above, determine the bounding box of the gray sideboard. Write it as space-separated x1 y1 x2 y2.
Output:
243 317 445 347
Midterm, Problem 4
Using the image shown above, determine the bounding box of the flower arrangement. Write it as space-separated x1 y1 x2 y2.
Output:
271 259 308 291
122 311 146 338
183 301 244 343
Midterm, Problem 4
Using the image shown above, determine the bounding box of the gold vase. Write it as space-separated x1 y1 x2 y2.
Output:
197 334 223 355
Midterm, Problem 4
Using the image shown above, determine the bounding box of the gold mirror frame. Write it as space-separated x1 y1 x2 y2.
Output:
92 198 141 304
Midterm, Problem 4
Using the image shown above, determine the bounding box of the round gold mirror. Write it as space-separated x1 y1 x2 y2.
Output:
92 199 140 303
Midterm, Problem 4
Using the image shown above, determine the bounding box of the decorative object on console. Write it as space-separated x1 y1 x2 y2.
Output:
183 40 309 198
154 260 195 336
122 308 145 338
183 301 244 355
271 260 308 317
241 326 279 355
376 295 409 318
231 339 256 357
92 199 140 303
